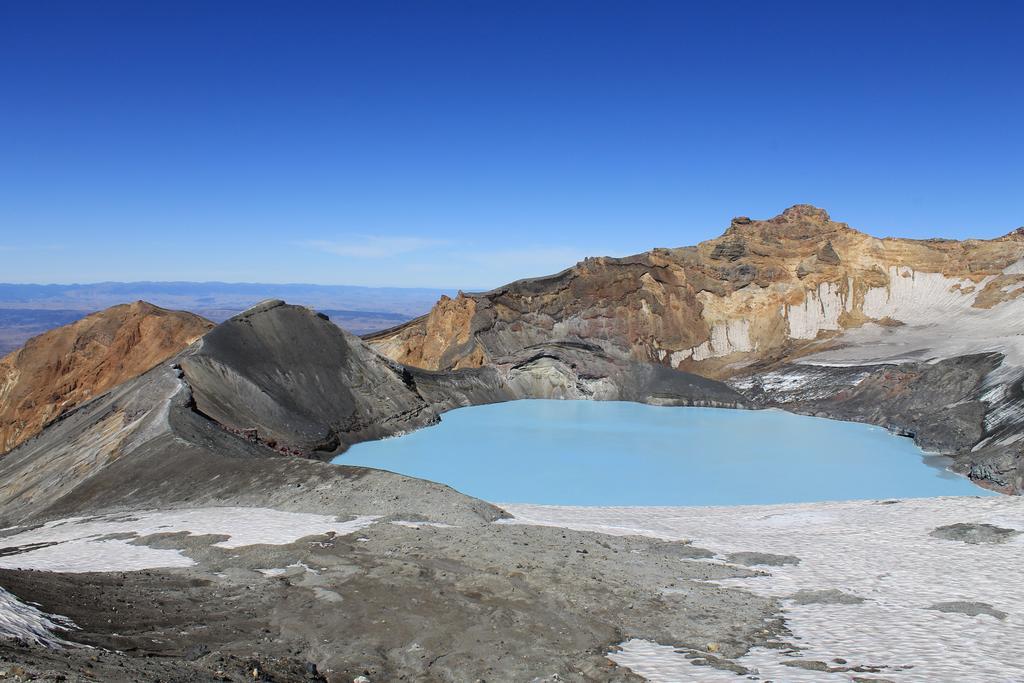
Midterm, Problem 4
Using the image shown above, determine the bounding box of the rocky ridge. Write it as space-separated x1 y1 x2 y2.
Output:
368 205 1024 377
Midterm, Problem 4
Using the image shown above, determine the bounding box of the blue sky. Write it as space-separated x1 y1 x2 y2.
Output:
1 1 1021 288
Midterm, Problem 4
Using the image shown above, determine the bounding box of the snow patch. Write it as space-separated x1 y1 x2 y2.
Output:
390 520 454 529
802 280 1024 373
862 266 985 323
503 497 1024 682
257 562 318 577
0 508 380 573
0 587 79 648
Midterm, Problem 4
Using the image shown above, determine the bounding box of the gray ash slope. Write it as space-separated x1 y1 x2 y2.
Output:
0 300 767 682
180 300 743 460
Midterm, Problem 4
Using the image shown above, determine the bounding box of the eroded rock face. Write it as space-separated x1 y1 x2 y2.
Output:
0 301 212 454
367 205 1024 379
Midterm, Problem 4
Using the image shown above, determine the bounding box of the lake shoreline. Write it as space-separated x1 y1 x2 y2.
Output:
334 399 994 506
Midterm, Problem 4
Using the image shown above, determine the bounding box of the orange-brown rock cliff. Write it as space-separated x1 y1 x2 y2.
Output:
0 301 212 453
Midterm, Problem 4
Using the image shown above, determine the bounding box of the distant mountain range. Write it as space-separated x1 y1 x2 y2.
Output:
0 281 453 354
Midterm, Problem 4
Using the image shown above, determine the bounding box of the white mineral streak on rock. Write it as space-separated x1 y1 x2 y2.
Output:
663 286 777 366
502 496 1024 682
1004 258 1024 275
687 320 753 362
786 281 846 340
0 587 79 647
668 349 692 365
0 508 380 573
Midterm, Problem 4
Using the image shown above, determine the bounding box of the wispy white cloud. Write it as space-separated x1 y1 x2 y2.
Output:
296 234 629 288
300 235 448 259
458 246 593 274
387 245 625 289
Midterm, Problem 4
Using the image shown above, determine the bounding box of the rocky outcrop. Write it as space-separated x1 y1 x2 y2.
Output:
367 205 1024 378
180 300 515 455
367 205 1024 491
0 301 212 454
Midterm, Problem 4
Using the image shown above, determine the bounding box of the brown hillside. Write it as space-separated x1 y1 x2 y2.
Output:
0 301 212 453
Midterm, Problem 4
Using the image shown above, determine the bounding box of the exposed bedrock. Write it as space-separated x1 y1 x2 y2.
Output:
366 205 1024 379
0 520 782 682
179 299 512 455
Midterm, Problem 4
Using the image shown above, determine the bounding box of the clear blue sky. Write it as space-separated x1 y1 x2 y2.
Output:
1 1 1021 288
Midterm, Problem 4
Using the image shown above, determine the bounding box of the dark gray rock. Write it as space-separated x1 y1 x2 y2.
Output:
726 552 801 567
789 589 865 605
817 240 841 264
783 659 831 671
711 240 747 261
929 601 1007 620
930 523 1021 545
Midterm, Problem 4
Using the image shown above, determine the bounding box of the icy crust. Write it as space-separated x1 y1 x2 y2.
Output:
503 497 1024 682
801 265 1024 371
0 588 78 648
729 366 870 403
0 507 380 573
861 266 988 323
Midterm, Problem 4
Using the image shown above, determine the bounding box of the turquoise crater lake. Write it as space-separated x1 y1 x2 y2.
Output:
333 400 993 506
